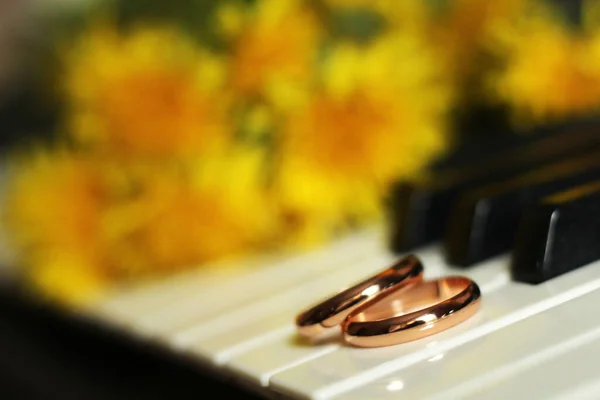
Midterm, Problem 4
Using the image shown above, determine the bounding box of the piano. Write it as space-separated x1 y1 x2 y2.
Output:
3 116 600 399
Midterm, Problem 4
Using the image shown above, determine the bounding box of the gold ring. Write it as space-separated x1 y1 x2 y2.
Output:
342 276 481 347
295 255 424 339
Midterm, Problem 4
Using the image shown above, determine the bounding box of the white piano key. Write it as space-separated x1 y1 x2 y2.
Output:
173 247 435 362
92 253 287 316
554 380 600 400
175 246 460 364
166 246 445 345
167 252 399 346
267 259 600 400
186 250 506 366
122 229 390 335
224 255 508 388
199 321 296 366
92 227 384 322
328 284 600 400
457 326 600 400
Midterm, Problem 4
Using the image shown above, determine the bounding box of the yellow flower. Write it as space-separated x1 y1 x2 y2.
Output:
489 14 600 123
2 145 278 303
63 23 229 159
227 0 321 107
432 0 529 84
2 150 110 305
26 253 111 307
275 34 449 245
102 147 277 278
3 151 105 261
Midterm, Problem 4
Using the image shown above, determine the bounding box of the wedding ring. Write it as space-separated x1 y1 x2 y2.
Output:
342 276 480 347
296 255 424 339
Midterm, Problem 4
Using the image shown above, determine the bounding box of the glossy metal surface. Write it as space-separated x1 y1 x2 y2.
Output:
295 255 424 339
343 276 481 348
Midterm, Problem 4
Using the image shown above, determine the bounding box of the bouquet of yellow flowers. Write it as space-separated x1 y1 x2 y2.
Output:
2 0 600 306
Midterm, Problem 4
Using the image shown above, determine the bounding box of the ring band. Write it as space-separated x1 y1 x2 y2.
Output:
342 276 481 347
295 255 424 339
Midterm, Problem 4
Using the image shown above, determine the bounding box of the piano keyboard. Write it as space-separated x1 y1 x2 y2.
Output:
45 121 600 398
82 239 600 398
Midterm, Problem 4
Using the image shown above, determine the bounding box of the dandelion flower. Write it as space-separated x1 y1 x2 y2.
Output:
227 0 321 108
428 0 530 87
62 23 229 159
2 150 110 305
103 147 277 277
489 13 600 123
26 252 111 307
275 34 449 244
1 146 277 302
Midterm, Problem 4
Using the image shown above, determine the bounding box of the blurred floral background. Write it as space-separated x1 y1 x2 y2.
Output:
0 0 599 306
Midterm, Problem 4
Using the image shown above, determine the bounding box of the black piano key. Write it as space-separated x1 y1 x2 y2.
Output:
512 181 600 284
388 123 600 252
444 149 600 267
432 115 600 171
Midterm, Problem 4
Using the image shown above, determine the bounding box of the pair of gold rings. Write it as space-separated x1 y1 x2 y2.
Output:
295 255 481 348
